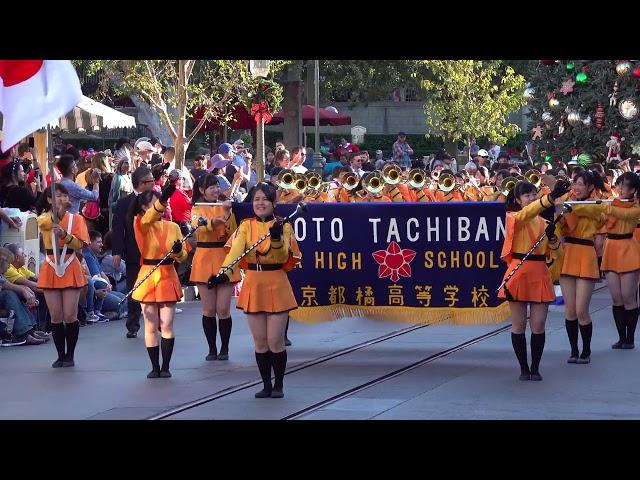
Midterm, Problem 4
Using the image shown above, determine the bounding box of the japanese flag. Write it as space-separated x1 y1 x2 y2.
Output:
0 60 82 152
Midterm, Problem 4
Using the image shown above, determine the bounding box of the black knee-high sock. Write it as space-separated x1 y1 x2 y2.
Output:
63 321 79 360
160 337 175 372
613 305 626 343
202 315 217 354
579 323 592 358
271 350 287 391
597 256 602 272
147 346 160 372
255 351 272 391
511 333 529 374
530 332 545 374
565 319 579 357
51 323 65 360
218 316 232 353
625 308 638 345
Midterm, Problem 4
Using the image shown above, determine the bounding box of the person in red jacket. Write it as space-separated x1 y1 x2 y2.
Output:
169 170 192 224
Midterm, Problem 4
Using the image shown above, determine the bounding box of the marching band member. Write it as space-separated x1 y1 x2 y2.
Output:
499 179 570 381
130 183 188 379
597 172 640 349
208 183 301 398
37 184 90 368
558 170 607 364
190 174 240 361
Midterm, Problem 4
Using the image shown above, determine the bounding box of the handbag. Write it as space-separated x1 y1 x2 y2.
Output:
82 200 100 219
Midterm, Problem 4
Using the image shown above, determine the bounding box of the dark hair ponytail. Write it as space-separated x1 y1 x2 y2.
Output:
126 190 161 225
505 180 537 212
619 172 640 199
574 169 608 194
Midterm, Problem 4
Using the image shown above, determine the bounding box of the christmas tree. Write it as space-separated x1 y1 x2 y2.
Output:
526 60 640 165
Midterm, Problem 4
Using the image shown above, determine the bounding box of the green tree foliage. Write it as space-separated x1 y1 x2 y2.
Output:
319 60 425 102
420 60 526 147
526 60 640 162
72 60 286 168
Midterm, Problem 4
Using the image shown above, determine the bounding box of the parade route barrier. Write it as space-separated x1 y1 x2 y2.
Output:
233 202 510 325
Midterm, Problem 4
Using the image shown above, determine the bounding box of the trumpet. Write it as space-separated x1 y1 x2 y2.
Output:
407 168 428 189
342 172 359 191
438 173 456 193
500 176 520 196
361 171 385 195
525 169 542 189
382 164 402 185
431 170 441 182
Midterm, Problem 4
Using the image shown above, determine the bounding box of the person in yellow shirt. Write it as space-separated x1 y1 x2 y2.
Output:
190 174 240 361
558 170 608 364
208 183 301 399
130 183 188 379
595 172 640 349
36 183 90 368
499 179 570 381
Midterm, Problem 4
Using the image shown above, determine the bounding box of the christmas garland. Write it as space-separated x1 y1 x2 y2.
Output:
243 78 283 124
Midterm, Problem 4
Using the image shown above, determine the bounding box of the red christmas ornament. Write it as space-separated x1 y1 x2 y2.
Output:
633 67 640 78
595 103 605 133
546 91 556 100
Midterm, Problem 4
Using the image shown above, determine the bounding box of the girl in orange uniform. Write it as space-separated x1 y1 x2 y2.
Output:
558 171 607 364
599 172 640 349
190 174 240 361
37 184 90 368
130 184 188 378
499 179 570 381
208 183 301 398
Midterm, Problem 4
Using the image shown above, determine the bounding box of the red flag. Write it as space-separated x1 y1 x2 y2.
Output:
0 60 82 152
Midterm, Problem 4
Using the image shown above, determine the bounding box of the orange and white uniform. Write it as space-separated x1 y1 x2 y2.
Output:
303 191 329 203
498 194 561 303
600 200 640 273
414 188 435 202
559 203 606 280
277 189 302 204
37 212 90 289
222 217 301 314
189 205 241 284
434 189 464 202
132 199 188 303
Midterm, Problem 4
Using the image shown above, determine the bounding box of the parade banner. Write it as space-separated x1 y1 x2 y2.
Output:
232 202 510 325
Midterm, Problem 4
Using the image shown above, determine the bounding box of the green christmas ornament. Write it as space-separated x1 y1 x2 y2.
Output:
575 72 588 84
566 62 575 71
577 153 592 166
544 154 552 162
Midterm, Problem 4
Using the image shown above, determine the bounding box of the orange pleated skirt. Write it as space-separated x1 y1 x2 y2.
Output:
190 246 241 284
601 238 640 273
37 255 87 289
132 264 183 303
236 269 297 314
560 242 599 280
498 259 555 303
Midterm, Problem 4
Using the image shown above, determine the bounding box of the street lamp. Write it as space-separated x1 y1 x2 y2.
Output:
249 60 270 182
312 60 325 177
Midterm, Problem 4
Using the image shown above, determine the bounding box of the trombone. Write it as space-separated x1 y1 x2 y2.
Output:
341 172 359 191
525 169 542 189
276 168 296 190
500 176 520 196
359 171 385 197
382 164 402 185
407 168 428 189
438 173 456 193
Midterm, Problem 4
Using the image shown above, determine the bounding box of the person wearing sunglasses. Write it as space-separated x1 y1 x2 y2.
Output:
111 166 155 339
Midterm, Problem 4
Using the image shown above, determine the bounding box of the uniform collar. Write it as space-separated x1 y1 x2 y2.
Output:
254 215 275 223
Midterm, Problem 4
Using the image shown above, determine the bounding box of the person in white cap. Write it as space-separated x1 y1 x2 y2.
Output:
475 149 490 168
135 141 155 168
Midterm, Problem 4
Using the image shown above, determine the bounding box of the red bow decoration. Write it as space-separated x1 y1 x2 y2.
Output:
251 100 272 124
